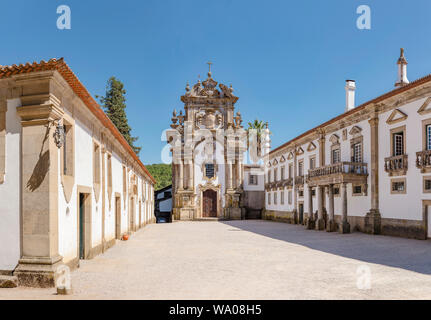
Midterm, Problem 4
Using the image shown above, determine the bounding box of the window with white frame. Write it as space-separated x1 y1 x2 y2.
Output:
268 192 271 205
281 166 285 180
332 148 340 164
288 164 293 179
298 161 304 176
393 132 404 156
274 168 278 182
274 192 277 205
309 156 316 170
288 190 292 204
352 142 362 163
281 191 284 205
249 174 258 185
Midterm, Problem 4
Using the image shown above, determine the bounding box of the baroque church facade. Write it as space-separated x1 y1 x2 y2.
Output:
166 65 266 221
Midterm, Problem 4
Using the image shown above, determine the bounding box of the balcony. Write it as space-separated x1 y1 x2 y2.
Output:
307 162 368 186
384 154 408 176
282 178 293 188
416 150 431 172
294 175 304 186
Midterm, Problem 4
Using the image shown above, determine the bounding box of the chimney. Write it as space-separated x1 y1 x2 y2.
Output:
395 48 409 87
345 80 356 112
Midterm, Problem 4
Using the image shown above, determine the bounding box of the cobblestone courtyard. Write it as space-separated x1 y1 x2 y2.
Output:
2 220 431 299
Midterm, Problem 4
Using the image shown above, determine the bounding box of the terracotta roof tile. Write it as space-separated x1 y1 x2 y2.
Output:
0 58 155 184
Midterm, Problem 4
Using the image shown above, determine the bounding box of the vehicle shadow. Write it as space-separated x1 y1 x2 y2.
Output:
221 219 431 275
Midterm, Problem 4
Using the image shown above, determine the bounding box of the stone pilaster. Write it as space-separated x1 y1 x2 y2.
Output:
365 114 381 234
326 184 336 232
0 99 6 184
316 185 325 230
306 185 315 230
292 147 298 224
14 94 64 287
340 182 350 234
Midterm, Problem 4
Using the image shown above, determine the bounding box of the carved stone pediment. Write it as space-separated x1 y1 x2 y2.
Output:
272 158 278 165
418 97 431 115
287 152 294 160
329 134 340 145
296 147 304 155
306 142 317 152
279 155 286 163
386 108 408 125
349 125 362 137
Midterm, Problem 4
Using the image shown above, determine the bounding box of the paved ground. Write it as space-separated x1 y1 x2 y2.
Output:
2 220 431 299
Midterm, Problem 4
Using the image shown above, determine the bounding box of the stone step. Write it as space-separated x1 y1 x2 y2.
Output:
0 275 18 288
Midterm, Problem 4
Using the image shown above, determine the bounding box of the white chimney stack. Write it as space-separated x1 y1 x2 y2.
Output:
395 48 409 88
345 80 356 112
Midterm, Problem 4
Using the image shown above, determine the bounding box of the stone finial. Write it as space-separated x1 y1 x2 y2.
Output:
395 48 409 87
185 82 190 92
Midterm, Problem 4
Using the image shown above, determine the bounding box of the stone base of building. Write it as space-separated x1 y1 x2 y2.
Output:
326 219 337 232
224 207 242 220
306 218 315 230
339 221 351 234
178 208 196 220
13 256 63 288
316 218 325 230
263 210 296 224
364 210 381 235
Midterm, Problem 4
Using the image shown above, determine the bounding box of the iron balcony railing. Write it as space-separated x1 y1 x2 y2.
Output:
308 161 368 178
416 150 431 170
294 175 305 185
384 154 408 174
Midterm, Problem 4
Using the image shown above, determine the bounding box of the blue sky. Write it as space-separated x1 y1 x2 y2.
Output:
2 0 431 164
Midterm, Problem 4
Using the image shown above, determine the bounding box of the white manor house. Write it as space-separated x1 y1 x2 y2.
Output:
264 49 431 240
0 58 155 287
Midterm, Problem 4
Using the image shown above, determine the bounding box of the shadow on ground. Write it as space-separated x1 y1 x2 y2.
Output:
221 220 431 275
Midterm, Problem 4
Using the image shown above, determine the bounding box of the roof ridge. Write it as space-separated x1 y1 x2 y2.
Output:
0 58 155 184
270 72 431 155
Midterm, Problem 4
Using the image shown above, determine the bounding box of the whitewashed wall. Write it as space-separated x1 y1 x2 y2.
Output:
379 96 431 221
57 114 153 264
0 99 22 271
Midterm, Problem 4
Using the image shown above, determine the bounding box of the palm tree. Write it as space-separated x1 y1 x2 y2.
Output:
246 119 269 155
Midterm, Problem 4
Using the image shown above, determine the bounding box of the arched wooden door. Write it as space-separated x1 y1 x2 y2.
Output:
202 189 217 217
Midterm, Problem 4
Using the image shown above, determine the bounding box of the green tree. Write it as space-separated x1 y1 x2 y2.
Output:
146 163 172 191
246 119 269 154
97 77 141 155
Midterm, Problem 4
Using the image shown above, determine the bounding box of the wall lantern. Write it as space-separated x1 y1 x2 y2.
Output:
53 120 65 148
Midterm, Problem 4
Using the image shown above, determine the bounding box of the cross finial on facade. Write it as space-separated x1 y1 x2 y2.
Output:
207 61 213 77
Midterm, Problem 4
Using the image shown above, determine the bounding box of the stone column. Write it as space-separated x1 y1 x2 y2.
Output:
188 161 193 190
14 97 64 287
326 184 336 232
292 147 298 224
0 99 6 184
178 161 184 190
316 185 325 230
340 182 350 233
228 162 233 190
237 160 242 188
365 113 381 234
306 185 315 230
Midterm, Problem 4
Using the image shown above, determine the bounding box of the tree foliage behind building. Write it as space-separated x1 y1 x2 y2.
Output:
98 76 141 155
146 163 172 191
